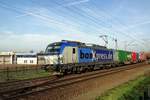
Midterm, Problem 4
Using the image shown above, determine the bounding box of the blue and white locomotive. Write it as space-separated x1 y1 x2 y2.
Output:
43 40 114 73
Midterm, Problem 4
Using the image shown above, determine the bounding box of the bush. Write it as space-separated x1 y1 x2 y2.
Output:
96 75 150 100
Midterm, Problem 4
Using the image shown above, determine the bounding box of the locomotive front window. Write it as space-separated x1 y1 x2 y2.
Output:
46 45 61 54
54 46 60 49
47 47 52 50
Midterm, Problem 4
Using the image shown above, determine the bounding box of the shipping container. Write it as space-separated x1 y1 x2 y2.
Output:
139 52 146 61
117 50 131 64
117 50 127 64
126 51 132 63
131 52 137 63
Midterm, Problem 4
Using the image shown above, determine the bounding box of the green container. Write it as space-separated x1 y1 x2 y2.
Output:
117 50 132 64
126 51 132 62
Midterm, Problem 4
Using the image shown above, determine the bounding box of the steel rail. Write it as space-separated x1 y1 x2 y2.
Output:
0 63 145 100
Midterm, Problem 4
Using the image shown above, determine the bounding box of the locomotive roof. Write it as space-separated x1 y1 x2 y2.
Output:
47 40 108 50
78 45 107 50
47 40 85 46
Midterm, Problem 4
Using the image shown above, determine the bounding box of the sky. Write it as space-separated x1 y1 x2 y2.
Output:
0 0 150 52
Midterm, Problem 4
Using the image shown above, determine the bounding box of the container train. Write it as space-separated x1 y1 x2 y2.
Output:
42 40 145 74
0 40 147 72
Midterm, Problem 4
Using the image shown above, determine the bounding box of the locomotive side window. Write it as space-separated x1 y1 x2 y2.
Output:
73 48 75 54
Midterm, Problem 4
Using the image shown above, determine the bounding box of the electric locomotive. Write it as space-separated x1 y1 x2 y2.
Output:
41 40 140 74
42 40 116 74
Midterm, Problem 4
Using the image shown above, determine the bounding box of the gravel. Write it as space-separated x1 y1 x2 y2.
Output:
19 64 150 100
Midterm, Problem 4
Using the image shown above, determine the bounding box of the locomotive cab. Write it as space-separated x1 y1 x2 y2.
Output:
45 42 62 64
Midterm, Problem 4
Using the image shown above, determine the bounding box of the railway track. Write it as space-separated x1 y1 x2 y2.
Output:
0 76 57 98
0 76 57 90
0 63 145 100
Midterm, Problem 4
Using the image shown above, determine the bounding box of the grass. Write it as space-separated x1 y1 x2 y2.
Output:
12 69 51 80
95 75 150 100
0 68 51 82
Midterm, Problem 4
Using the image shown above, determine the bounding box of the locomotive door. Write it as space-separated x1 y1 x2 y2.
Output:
72 47 78 63
63 47 78 64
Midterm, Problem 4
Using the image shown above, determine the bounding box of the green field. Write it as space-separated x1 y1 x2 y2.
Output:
96 74 150 100
0 67 51 82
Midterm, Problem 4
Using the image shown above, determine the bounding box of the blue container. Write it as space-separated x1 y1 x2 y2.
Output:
95 49 113 62
78 48 93 63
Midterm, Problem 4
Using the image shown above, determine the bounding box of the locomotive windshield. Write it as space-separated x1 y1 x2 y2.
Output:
45 42 61 54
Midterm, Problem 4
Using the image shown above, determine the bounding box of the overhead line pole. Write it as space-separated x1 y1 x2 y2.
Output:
100 35 118 50
99 35 108 48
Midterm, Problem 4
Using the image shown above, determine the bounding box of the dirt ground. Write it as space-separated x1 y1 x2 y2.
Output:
22 64 150 100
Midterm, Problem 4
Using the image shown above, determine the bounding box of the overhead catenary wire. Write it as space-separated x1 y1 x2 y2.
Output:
0 0 142 45
0 0 147 51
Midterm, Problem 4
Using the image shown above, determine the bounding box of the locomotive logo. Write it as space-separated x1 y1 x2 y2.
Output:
80 50 93 59
96 53 113 60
